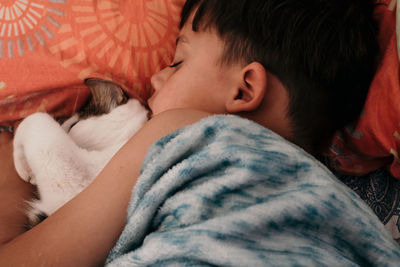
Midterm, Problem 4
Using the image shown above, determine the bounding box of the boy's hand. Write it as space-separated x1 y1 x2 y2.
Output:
0 131 35 245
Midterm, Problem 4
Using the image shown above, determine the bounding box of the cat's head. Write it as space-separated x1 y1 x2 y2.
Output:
80 78 129 118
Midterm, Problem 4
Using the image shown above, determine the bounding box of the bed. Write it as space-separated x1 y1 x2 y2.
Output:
1 0 400 262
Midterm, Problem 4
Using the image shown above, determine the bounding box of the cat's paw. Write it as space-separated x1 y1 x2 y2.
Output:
61 114 79 132
13 131 34 184
13 112 54 184
14 152 34 184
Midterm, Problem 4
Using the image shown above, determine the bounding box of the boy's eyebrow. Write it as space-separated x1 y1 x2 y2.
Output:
176 35 189 45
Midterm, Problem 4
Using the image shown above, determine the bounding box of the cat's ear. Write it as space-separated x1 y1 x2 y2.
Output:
82 78 128 117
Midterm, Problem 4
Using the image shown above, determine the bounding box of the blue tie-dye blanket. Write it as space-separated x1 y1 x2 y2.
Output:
106 115 400 266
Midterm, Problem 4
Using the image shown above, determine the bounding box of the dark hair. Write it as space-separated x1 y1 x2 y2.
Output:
180 0 378 154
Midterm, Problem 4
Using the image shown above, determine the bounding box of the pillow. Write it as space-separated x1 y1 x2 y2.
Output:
0 0 185 125
328 0 400 178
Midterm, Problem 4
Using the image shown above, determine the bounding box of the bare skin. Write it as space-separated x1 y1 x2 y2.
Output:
0 109 211 266
0 131 35 245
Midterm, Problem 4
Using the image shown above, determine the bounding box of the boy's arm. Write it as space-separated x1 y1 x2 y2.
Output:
0 131 36 244
0 109 211 267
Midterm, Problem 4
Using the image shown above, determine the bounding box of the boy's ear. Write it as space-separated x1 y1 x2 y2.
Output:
226 62 267 113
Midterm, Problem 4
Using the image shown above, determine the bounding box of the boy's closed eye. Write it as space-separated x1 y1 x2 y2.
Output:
169 61 182 68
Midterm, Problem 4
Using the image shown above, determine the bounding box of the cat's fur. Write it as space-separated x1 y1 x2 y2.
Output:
13 79 148 227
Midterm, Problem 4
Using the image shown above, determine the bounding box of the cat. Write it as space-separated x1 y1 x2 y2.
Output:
13 79 148 227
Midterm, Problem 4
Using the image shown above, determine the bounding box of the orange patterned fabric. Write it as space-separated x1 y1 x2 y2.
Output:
0 0 185 125
328 0 400 178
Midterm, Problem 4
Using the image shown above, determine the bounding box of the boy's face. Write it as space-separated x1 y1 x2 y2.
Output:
148 21 240 116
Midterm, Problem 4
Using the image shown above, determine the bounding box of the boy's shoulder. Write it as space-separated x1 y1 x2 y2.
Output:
149 109 212 131
140 109 212 146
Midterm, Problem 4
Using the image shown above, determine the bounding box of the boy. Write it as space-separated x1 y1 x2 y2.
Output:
149 0 379 155
2 0 399 266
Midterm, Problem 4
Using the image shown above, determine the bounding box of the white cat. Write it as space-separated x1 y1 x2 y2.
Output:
13 79 148 227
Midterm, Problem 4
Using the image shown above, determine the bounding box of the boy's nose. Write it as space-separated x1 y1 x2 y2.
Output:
150 66 170 91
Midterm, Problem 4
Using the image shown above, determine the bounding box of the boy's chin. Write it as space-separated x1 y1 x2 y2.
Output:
147 108 164 118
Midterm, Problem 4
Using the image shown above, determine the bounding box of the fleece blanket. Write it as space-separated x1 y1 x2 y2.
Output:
106 115 400 266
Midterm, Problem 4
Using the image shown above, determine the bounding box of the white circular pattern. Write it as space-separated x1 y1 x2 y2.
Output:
0 0 30 20
0 0 66 58
1 0 29 20
0 0 45 38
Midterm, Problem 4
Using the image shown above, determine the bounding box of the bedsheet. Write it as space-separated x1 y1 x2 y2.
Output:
106 115 400 266
338 168 400 243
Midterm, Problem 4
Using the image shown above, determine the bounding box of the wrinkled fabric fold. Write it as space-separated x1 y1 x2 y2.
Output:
107 115 400 266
